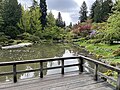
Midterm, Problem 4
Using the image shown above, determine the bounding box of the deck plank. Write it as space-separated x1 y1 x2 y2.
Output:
0 72 115 90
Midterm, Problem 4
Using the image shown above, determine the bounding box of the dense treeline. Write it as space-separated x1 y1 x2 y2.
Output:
77 0 120 44
0 0 120 46
0 0 68 45
79 0 113 23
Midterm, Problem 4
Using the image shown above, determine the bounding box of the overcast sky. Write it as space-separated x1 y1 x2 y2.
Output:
18 0 95 25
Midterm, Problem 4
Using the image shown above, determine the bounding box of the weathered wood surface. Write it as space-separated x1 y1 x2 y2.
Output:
0 72 115 90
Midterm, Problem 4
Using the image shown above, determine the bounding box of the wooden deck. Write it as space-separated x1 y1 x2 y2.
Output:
0 72 115 90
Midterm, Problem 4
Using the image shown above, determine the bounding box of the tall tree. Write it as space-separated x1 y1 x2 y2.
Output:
18 6 41 34
90 0 99 20
56 12 64 28
2 0 22 27
101 0 113 21
79 1 88 22
90 0 113 22
40 0 47 30
103 0 120 43
93 0 102 22
0 0 4 31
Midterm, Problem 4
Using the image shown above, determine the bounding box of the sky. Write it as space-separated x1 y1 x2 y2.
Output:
18 0 95 25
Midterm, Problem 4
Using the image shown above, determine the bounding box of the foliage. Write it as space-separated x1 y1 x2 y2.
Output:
18 6 42 34
0 32 8 43
2 0 22 27
90 0 113 22
56 12 65 28
40 0 47 30
72 22 92 37
79 1 88 22
102 0 120 44
0 0 4 30
113 48 120 56
5 26 20 39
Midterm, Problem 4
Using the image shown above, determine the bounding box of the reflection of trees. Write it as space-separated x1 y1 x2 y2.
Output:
0 43 84 82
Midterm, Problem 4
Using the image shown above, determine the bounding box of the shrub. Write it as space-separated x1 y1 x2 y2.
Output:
5 26 20 39
113 48 120 56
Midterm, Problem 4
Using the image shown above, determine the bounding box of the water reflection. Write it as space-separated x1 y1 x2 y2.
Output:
20 66 34 79
0 44 88 82
47 49 79 75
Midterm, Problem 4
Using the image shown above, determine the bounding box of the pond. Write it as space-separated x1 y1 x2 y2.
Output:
0 43 104 82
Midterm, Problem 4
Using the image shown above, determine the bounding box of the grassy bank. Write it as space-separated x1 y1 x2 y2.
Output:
74 39 120 64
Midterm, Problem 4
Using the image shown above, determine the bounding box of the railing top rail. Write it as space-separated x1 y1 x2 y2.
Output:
79 55 120 72
0 55 120 72
0 56 80 66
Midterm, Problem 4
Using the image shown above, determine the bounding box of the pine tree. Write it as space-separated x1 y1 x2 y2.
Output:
93 0 102 23
56 12 64 28
0 0 4 31
69 22 72 29
2 0 22 27
79 1 88 22
90 0 113 23
40 0 47 30
90 0 99 20
101 0 113 21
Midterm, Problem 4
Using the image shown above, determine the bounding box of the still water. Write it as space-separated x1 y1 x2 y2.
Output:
0 43 90 82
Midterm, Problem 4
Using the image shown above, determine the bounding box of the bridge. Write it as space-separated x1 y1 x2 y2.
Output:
0 55 119 90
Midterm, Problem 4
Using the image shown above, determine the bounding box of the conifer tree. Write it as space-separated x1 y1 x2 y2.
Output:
79 1 88 22
40 0 47 30
0 0 4 31
90 0 113 22
56 12 64 28
2 0 22 27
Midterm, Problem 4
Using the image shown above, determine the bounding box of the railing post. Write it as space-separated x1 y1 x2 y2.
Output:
13 64 17 83
116 72 120 90
40 61 43 78
61 59 64 75
94 64 98 81
79 57 83 73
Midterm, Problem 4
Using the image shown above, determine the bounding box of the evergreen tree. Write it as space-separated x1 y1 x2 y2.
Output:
2 0 22 27
47 11 56 27
18 6 41 34
40 0 47 30
90 0 99 20
56 12 64 28
0 0 4 31
90 0 113 22
79 1 88 22
69 22 72 29
101 0 113 21
63 21 66 27
93 0 102 22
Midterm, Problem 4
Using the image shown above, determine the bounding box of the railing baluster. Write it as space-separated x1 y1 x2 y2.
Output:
117 72 120 90
40 61 43 78
79 57 83 73
61 59 64 75
13 64 17 83
94 64 98 81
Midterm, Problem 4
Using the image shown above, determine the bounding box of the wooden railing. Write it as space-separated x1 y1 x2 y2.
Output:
0 55 120 90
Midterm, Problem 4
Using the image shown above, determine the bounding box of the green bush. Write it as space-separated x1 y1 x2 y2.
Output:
27 35 40 43
113 48 120 56
0 35 8 43
5 26 20 39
